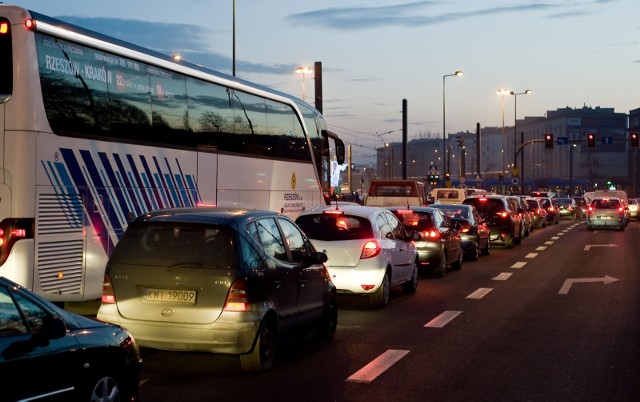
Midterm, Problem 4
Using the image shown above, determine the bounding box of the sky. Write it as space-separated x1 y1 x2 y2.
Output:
13 0 640 164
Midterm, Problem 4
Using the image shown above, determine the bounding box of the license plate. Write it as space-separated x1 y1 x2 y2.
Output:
144 288 197 304
597 216 611 220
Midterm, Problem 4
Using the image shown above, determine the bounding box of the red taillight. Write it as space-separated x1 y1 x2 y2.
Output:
361 240 381 259
587 206 594 213
497 211 509 218
323 209 344 215
0 218 35 266
548 206 555 212
420 230 441 240
24 18 35 31
101 274 116 304
224 279 251 312
618 207 624 213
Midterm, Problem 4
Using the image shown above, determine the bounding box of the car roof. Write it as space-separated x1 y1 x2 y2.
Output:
134 207 282 225
300 204 387 219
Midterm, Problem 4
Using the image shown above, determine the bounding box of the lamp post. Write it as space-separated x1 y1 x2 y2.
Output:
496 89 510 186
295 66 312 101
510 90 531 169
443 70 463 180
232 0 236 76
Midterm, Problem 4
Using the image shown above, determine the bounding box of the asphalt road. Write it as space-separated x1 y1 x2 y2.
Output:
127 219 640 401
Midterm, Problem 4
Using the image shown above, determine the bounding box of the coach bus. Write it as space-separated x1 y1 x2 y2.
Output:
0 5 345 302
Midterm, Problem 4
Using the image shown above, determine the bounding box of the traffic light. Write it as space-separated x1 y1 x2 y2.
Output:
631 132 639 148
587 133 596 148
544 133 553 149
455 136 464 147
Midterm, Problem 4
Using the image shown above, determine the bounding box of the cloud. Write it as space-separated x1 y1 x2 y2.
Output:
55 16 295 75
285 1 590 30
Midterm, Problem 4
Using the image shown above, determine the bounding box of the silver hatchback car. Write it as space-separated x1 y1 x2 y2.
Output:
97 208 337 373
586 197 627 231
295 205 419 308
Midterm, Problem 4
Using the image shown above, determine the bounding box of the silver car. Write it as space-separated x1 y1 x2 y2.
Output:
295 205 419 308
97 208 337 373
586 197 627 230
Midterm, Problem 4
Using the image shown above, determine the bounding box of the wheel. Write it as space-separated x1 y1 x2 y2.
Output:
480 239 490 256
504 236 514 249
467 241 480 261
587 225 593 231
451 250 463 270
402 262 418 294
371 271 390 308
315 295 338 340
513 231 522 246
240 317 277 372
433 253 447 278
87 376 121 402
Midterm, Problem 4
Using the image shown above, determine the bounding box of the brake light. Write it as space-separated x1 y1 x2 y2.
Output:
587 206 594 213
361 240 380 259
0 218 35 266
548 206 555 212
420 230 441 240
224 279 251 312
496 211 509 218
101 274 116 304
0 22 8 34
458 222 471 233
24 18 35 31
618 207 624 213
323 209 344 215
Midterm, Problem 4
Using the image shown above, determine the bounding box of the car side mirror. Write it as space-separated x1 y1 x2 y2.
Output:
303 251 328 267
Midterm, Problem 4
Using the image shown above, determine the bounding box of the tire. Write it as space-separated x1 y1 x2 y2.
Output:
87 376 121 402
240 317 277 373
402 262 418 294
513 231 522 246
467 242 480 261
315 295 338 340
481 239 490 256
371 271 390 308
451 249 463 270
433 254 447 278
504 236 514 249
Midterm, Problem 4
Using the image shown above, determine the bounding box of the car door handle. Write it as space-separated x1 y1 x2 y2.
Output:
299 279 306 288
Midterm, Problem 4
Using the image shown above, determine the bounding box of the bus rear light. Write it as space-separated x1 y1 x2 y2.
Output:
24 19 35 31
0 22 8 34
0 218 34 266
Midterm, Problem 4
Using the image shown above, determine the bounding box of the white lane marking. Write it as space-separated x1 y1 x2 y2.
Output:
467 288 493 299
493 272 513 281
525 253 538 259
551 236 560 240
424 310 462 328
583 243 619 251
558 276 620 295
536 246 547 251
511 261 527 269
346 349 410 383
544 241 554 245
558 232 565 236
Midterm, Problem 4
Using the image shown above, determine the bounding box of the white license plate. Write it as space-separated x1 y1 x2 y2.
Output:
597 216 611 220
144 288 197 304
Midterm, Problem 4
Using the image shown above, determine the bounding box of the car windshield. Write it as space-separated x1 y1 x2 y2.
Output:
464 198 504 215
110 222 237 268
553 198 573 205
295 214 374 241
434 206 469 219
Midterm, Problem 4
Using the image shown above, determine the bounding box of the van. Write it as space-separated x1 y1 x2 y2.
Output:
364 179 427 207
431 188 468 205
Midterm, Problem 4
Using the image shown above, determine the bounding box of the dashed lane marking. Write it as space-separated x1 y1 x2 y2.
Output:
466 288 493 299
551 236 560 240
493 272 513 281
346 349 410 383
544 241 554 245
536 246 547 251
511 261 527 269
525 253 538 258
424 310 463 328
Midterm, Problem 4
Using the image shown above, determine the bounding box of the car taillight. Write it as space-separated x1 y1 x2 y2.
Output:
618 207 624 213
548 206 555 212
420 229 441 240
458 222 471 233
224 279 251 312
0 218 35 266
587 206 594 214
361 240 381 259
496 211 509 218
101 274 116 304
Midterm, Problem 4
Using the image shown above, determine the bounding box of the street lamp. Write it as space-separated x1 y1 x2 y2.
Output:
496 89 510 181
295 66 312 101
443 70 463 180
510 89 531 170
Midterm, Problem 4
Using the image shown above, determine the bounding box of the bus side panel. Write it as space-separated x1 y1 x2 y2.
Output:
196 147 217 207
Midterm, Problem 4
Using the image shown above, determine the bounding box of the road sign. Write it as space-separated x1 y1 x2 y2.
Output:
429 165 438 175
511 167 519 176
557 136 568 145
601 136 613 145
511 177 519 185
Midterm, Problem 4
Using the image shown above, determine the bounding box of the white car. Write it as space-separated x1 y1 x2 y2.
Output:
295 205 419 308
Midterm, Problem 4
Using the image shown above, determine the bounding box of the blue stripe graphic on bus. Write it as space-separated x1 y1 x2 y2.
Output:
42 148 200 256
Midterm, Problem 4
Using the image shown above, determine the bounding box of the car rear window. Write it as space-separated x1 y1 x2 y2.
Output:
391 210 434 232
592 199 621 209
464 198 505 214
110 222 237 269
433 206 468 219
295 214 374 241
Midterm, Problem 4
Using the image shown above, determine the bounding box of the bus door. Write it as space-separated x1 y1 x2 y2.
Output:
197 146 218 207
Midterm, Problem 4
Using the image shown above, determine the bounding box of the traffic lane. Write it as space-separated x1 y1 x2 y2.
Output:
359 220 640 401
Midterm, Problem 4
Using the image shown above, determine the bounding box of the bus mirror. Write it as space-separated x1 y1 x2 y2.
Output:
127 211 136 223
335 140 345 165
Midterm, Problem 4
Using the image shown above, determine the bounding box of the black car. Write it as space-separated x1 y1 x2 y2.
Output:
387 206 463 277
463 195 523 248
538 197 560 224
0 276 141 402
430 203 491 261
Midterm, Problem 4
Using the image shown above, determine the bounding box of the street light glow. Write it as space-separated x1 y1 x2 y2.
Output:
295 66 313 101
443 70 463 180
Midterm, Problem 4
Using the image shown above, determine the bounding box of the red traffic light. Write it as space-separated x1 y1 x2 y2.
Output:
544 134 553 149
631 132 639 148
587 133 596 148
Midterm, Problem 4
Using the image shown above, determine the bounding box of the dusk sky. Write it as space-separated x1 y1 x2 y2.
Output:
15 0 640 163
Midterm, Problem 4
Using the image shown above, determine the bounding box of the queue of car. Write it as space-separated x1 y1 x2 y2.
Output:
4 188 632 384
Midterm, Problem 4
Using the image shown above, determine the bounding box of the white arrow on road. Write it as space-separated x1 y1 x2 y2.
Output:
583 244 618 251
558 276 619 294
